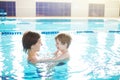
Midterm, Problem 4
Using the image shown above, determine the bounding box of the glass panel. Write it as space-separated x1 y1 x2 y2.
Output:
89 4 104 17
36 2 71 16
0 1 16 16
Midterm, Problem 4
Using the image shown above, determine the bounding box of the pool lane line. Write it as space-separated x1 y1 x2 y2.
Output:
1 30 120 35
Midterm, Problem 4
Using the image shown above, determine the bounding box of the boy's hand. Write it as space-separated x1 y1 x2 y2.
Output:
54 50 59 56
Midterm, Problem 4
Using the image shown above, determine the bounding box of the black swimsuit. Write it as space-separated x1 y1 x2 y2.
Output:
56 62 66 66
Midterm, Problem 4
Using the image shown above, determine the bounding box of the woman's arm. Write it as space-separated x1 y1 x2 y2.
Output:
53 50 59 56
37 53 70 63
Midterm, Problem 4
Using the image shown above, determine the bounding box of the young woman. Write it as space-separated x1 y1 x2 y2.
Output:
22 31 42 64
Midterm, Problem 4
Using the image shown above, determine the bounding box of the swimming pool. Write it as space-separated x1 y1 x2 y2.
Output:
0 18 120 80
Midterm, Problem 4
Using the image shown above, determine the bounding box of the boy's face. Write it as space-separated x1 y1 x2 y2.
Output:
55 39 67 51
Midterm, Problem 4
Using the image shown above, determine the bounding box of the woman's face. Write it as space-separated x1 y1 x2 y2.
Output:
32 38 42 51
55 39 67 51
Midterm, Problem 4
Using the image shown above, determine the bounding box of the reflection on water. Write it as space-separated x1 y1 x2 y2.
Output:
0 18 120 32
69 32 120 80
0 31 120 80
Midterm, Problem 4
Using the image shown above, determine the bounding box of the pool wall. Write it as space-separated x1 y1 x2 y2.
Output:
0 0 119 17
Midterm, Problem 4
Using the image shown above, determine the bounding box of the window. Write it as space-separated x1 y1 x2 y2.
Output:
89 4 104 17
36 2 71 16
0 1 16 16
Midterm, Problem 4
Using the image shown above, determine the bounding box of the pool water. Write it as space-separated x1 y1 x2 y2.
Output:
0 18 120 80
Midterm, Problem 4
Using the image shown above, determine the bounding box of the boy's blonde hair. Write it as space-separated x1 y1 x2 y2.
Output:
55 33 72 48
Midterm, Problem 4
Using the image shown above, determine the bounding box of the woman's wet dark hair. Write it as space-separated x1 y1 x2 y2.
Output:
22 31 40 52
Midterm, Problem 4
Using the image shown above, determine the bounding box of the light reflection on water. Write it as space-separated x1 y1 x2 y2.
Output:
68 32 120 80
0 31 120 80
